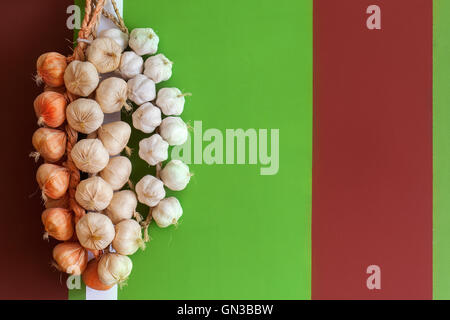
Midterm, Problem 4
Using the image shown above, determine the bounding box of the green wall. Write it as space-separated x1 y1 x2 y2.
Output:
433 0 450 300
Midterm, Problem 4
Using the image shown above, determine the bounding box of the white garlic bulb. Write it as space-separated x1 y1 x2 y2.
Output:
76 212 115 250
99 28 129 51
159 117 188 146
135 175 165 207
86 37 122 73
71 139 109 173
127 74 156 105
129 28 159 56
64 61 99 97
152 197 183 228
75 176 113 211
160 160 191 191
132 102 161 133
99 156 132 191
66 98 104 134
95 77 130 113
138 134 169 166
120 51 143 80
105 190 138 224
112 219 145 255
98 253 132 286
97 121 131 156
156 88 188 116
144 54 173 84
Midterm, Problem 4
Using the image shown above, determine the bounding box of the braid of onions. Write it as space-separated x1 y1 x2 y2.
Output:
31 1 192 291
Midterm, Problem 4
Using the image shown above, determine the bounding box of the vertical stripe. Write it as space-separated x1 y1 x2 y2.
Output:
433 0 450 300
313 0 432 299
0 0 73 300
121 0 312 299
69 0 123 300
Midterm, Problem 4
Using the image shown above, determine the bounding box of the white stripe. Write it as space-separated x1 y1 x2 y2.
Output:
85 0 123 301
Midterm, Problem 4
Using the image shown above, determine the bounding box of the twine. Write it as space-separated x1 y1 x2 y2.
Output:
63 0 106 225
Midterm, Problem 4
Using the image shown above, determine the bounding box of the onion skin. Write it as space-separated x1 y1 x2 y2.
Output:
36 164 70 200
45 193 70 209
41 208 73 241
36 52 67 87
31 128 66 163
53 242 88 275
34 91 67 128
82 259 113 291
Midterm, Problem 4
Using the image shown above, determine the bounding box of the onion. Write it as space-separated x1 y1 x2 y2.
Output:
31 128 66 163
82 259 113 291
36 52 67 87
53 242 88 275
34 91 67 128
41 208 73 241
36 163 70 200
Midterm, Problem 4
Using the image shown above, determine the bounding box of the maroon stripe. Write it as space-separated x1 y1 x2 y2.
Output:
312 0 433 299
0 0 73 299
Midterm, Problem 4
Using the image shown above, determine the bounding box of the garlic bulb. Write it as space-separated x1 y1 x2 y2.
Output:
99 156 132 191
66 98 104 134
31 127 67 163
95 77 131 113
98 253 132 286
132 102 161 133
138 134 169 166
129 28 159 56
76 212 115 250
112 219 145 255
64 61 99 97
143 54 173 84
97 121 131 156
36 163 70 200
86 37 122 73
120 51 143 80
159 117 188 146
105 190 138 224
160 160 191 191
53 242 88 275
135 175 165 207
156 88 188 116
71 139 109 173
99 28 129 51
127 74 156 105
75 176 114 211
152 197 183 228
